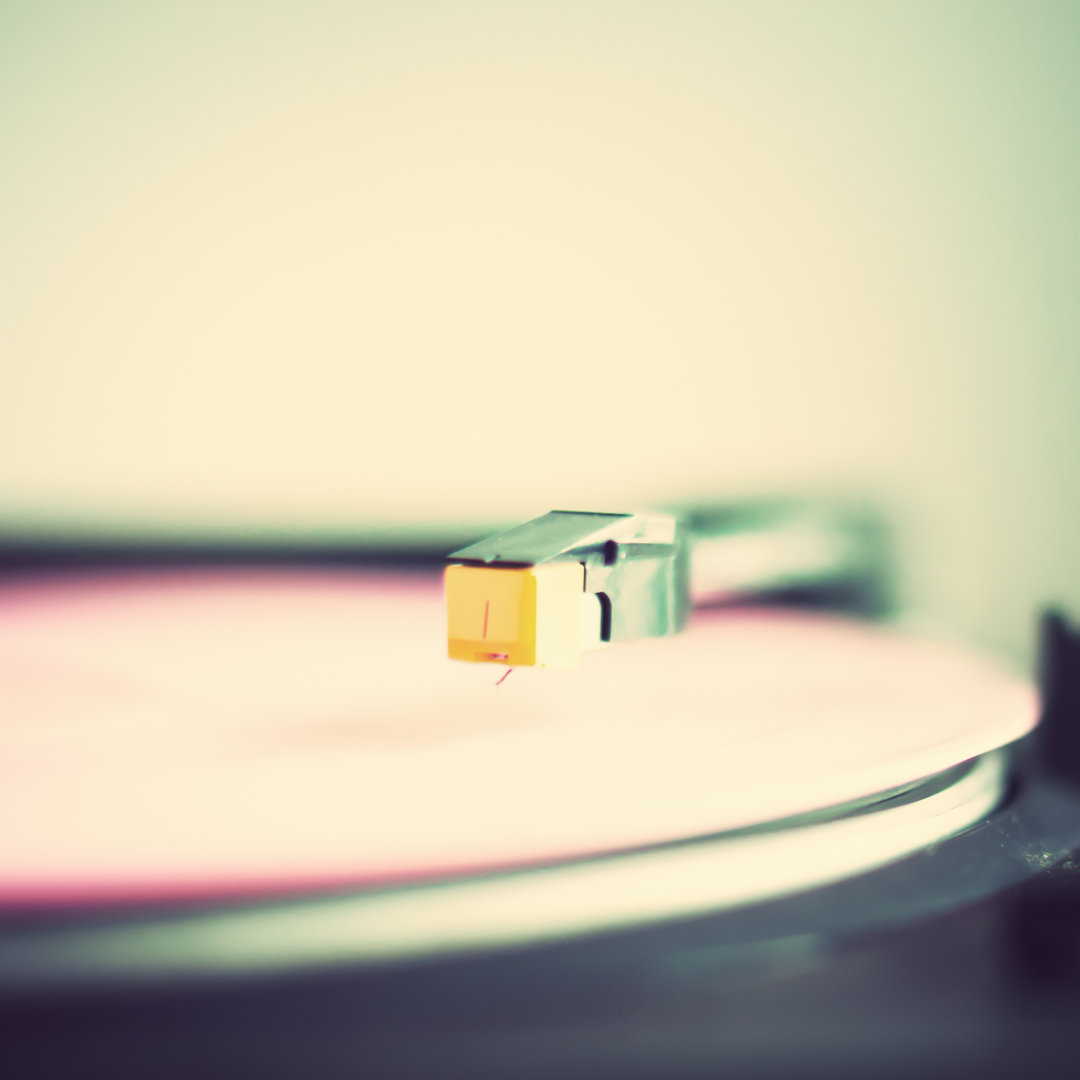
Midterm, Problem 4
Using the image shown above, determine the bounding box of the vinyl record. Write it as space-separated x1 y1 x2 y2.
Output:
0 569 1037 907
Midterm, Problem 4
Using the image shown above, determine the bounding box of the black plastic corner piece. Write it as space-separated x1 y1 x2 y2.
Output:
1035 609 1080 788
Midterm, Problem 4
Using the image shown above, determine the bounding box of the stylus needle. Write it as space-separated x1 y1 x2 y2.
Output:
495 667 513 688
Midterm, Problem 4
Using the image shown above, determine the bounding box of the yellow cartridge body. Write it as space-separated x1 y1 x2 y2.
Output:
445 562 584 668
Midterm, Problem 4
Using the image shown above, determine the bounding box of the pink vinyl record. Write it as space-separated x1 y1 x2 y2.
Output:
0 569 1037 907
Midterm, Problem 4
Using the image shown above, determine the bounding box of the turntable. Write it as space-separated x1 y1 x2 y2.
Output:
2 500 1079 1079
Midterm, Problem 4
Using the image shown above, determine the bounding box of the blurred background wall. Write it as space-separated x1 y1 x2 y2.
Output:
2 0 1078 666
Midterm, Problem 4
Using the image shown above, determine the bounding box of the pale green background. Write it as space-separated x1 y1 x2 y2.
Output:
2 1 1078 665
